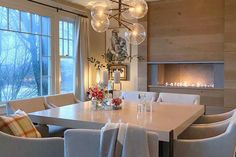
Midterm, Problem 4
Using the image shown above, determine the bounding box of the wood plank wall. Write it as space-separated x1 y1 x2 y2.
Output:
148 0 224 62
224 0 236 109
145 0 236 112
138 15 148 91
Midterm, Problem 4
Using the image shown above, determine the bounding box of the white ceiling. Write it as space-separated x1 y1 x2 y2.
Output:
66 0 158 8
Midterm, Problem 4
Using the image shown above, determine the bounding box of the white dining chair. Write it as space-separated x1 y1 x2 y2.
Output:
64 129 159 157
174 113 236 157
0 130 64 157
194 109 236 125
7 97 67 137
121 91 158 102
157 92 200 105
44 93 81 108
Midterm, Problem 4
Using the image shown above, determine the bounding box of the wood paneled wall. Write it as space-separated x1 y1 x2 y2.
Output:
138 15 148 91
145 0 236 112
148 0 224 62
224 0 236 109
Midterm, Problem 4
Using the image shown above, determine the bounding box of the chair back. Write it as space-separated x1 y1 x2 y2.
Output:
121 91 157 102
64 129 158 157
0 131 64 157
174 112 236 157
194 109 236 125
7 97 46 114
158 92 200 105
45 93 77 107
222 112 236 157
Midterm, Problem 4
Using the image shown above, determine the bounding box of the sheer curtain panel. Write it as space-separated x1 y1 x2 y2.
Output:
74 17 90 101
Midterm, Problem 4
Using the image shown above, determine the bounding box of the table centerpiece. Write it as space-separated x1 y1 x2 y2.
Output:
111 98 122 110
87 86 105 110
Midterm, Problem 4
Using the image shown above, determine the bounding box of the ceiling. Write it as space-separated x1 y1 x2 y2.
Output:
65 0 158 8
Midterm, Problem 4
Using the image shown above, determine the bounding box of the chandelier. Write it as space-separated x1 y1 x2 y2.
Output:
90 0 148 45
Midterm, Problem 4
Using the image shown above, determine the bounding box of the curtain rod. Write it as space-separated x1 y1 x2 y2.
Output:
27 0 88 18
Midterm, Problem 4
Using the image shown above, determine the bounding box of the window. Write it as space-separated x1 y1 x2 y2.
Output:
0 6 51 102
59 20 75 93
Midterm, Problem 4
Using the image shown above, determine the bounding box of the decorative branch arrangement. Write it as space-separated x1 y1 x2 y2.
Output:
88 51 144 71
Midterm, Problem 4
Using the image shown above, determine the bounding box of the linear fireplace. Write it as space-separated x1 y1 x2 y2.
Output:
148 63 224 89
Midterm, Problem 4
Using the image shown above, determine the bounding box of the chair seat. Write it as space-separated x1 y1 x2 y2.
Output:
48 125 68 137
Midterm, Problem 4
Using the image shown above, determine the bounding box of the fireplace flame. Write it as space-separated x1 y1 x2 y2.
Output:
164 82 214 88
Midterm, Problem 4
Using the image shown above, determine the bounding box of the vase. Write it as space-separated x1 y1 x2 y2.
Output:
112 105 122 110
91 98 101 110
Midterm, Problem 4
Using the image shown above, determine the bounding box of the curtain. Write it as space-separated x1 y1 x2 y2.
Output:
74 17 90 101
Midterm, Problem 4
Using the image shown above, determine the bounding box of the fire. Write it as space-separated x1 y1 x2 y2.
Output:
163 82 214 88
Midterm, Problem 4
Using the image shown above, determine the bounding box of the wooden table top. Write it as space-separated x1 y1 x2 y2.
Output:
29 101 204 141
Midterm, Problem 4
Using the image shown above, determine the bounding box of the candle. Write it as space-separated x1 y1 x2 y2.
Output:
96 69 100 84
102 70 108 85
114 70 120 83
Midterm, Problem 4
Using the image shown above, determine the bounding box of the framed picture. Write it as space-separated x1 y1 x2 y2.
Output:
105 28 131 62
110 65 127 81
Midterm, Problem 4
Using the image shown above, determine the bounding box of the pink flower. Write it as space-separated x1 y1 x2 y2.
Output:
87 86 105 101
112 98 122 106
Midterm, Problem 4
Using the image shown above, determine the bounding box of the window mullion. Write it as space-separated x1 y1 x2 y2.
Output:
19 11 21 31
40 36 43 96
30 13 32 33
7 8 9 29
67 23 69 56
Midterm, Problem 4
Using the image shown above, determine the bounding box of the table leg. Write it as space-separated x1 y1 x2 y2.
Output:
169 131 174 157
159 131 174 157
159 142 163 157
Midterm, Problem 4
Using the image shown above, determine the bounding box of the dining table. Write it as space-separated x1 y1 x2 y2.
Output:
29 101 205 157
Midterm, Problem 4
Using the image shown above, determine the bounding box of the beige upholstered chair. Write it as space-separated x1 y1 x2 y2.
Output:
44 93 80 108
7 97 49 137
194 109 236 125
157 92 200 105
120 91 158 102
0 131 64 157
7 97 46 114
7 97 66 137
174 114 236 157
64 129 159 157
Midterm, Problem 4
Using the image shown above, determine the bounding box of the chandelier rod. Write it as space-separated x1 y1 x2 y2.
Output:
109 8 128 11
119 18 133 25
109 0 131 7
119 0 122 27
112 16 131 31
109 12 121 19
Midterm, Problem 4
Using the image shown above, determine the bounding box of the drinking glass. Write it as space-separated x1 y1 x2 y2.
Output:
137 93 146 112
146 97 155 112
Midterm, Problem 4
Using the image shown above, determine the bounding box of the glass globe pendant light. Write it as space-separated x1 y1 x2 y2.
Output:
121 0 135 20
125 23 146 45
91 18 110 33
89 0 148 45
128 0 148 19
91 2 111 21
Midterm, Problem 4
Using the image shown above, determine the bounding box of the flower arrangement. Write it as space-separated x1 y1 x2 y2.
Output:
87 86 105 101
111 98 122 110
87 86 106 110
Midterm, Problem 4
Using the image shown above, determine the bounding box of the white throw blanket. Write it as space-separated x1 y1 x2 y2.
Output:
99 123 150 157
